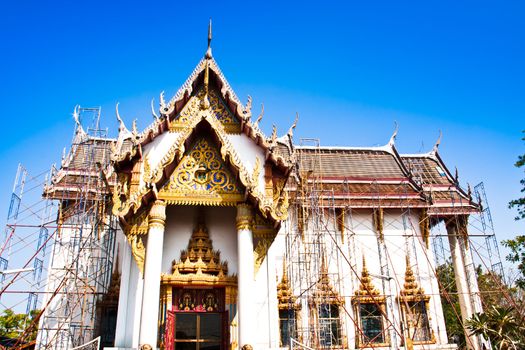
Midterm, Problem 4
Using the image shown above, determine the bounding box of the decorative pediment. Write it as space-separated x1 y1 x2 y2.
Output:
162 214 236 287
158 138 244 206
170 87 241 133
399 255 429 302
311 254 343 305
353 257 385 303
277 263 301 311
111 57 292 223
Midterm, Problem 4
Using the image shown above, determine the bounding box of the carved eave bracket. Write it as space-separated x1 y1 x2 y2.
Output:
253 213 279 274
120 207 150 274
419 208 430 249
373 208 384 242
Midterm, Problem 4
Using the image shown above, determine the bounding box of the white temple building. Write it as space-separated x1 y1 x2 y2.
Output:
37 24 486 350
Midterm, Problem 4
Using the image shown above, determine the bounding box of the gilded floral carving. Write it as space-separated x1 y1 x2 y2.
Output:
170 87 240 133
158 138 243 205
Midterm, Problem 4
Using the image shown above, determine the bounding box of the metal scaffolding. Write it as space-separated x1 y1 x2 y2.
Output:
0 107 118 349
282 138 515 350
0 164 56 324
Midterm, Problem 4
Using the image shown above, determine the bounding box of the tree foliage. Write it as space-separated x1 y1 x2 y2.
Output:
437 261 466 347
0 309 26 338
437 262 521 349
502 236 525 289
466 306 525 350
508 130 525 221
503 130 525 289
0 308 40 341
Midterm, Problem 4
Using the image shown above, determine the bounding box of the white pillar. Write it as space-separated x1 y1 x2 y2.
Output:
446 217 480 350
114 240 131 346
139 200 167 349
236 203 255 349
459 235 484 315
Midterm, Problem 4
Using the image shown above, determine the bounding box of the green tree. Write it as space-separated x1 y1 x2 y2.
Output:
437 261 466 348
437 262 518 349
504 130 525 289
0 308 40 342
0 309 26 338
466 306 525 350
508 130 525 221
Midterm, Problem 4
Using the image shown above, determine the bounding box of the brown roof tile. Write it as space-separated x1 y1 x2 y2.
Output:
296 148 406 179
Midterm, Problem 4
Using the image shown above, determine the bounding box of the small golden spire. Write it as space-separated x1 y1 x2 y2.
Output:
277 259 300 310
401 254 424 296
356 255 380 297
201 19 212 110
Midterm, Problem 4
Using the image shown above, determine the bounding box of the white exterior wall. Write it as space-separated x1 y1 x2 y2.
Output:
271 207 451 350
228 134 267 194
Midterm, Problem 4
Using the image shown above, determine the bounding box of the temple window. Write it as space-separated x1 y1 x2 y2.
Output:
279 309 297 347
310 254 343 347
319 303 341 346
402 300 431 342
358 303 385 344
398 256 434 344
352 257 389 348
277 263 300 347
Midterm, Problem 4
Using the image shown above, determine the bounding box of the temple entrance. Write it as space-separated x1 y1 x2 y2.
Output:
174 312 225 350
160 212 238 350
166 288 228 350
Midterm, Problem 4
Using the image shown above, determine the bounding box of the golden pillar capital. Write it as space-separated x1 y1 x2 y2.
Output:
236 203 254 231
148 200 167 229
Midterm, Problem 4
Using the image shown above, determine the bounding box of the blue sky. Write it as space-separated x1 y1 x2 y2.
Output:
0 1 523 264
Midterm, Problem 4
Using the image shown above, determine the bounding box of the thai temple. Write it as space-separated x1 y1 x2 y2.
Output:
34 23 487 350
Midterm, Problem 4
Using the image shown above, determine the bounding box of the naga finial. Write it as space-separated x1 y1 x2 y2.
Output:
205 18 213 59
270 125 277 144
72 105 81 127
159 91 166 109
388 121 398 146
287 112 299 138
254 103 264 128
151 98 159 121
115 103 128 133
244 95 252 119
432 130 442 154
132 119 138 136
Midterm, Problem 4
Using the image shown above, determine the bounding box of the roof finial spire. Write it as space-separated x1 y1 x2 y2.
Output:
388 121 398 147
432 130 442 154
205 18 213 59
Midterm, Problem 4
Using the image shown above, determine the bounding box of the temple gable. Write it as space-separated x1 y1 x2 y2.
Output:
158 137 244 206
170 87 241 134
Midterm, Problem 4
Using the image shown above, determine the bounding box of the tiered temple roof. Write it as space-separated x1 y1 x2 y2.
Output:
45 44 480 220
44 115 116 202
